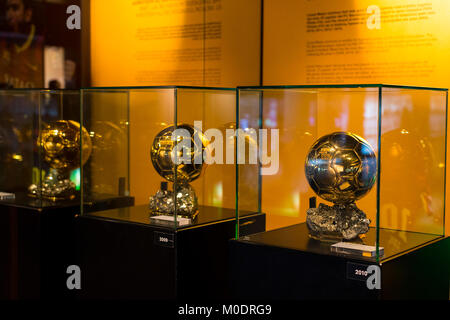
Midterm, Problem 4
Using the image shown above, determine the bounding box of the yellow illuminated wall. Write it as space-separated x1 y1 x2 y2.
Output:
90 0 260 87
89 0 259 212
263 0 450 235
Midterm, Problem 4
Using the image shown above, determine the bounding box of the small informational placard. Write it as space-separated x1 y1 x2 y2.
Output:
0 192 15 201
331 242 384 258
154 231 174 248
150 215 192 227
346 262 372 282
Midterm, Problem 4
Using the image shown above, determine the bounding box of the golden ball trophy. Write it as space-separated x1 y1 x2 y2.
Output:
28 120 92 201
305 132 377 241
149 124 208 220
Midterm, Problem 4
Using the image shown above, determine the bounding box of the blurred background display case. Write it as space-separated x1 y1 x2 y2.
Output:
77 86 265 299
0 89 82 299
0 89 82 206
231 84 450 299
0 89 132 299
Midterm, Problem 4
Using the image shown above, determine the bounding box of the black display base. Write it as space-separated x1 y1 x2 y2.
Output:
229 223 450 300
0 192 134 299
76 205 266 299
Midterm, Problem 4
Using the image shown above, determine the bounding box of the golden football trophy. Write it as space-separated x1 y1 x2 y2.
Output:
149 124 208 219
305 132 377 240
28 120 92 201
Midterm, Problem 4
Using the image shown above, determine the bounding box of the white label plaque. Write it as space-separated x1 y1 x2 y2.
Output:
331 242 384 258
150 215 192 227
0 192 15 200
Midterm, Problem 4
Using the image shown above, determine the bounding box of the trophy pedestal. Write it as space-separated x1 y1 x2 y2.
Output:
77 204 266 299
0 192 134 299
28 169 77 202
229 223 450 299
149 181 199 220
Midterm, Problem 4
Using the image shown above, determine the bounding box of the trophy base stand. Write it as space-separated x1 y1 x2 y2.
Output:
28 169 76 202
230 223 450 299
149 181 199 221
306 202 370 241
77 204 266 299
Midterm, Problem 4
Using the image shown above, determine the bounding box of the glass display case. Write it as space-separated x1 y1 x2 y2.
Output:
236 84 448 262
80 86 242 226
78 86 266 299
0 89 82 208
0 89 86 299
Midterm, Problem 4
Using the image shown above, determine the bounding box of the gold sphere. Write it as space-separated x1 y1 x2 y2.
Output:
39 120 92 171
305 132 377 204
150 124 208 184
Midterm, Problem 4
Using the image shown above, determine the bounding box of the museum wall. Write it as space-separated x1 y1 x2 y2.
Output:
262 0 450 234
90 0 261 87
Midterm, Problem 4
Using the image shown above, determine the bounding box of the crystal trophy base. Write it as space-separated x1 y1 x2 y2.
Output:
28 169 76 201
306 203 370 241
149 181 199 221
